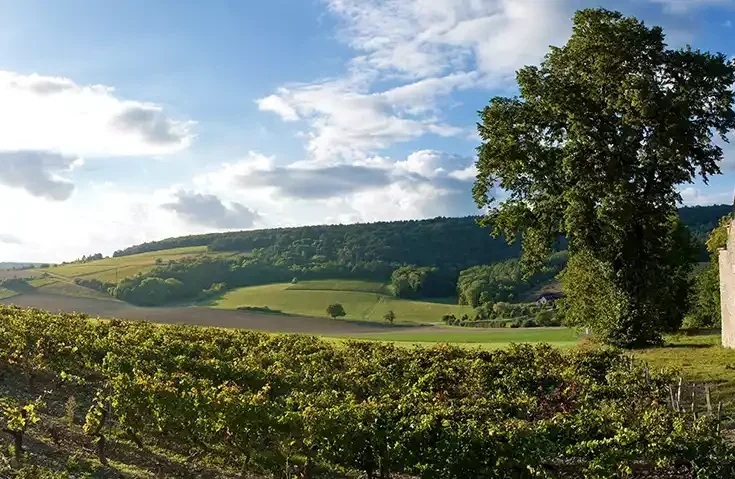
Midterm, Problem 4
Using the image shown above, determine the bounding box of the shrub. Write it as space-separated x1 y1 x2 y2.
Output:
326 303 346 319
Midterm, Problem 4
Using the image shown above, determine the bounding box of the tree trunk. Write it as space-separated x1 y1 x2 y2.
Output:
13 431 22 460
379 450 389 478
96 434 108 466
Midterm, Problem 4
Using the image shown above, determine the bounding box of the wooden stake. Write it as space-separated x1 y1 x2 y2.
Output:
718 402 723 432
705 385 713 417
668 385 676 411
676 377 683 412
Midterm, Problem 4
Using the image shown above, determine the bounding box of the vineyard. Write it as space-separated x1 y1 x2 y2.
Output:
1 305 734 478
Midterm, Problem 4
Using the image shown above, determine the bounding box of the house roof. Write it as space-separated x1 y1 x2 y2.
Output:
537 292 565 301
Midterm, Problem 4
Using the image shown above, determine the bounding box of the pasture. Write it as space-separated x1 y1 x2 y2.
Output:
209 280 474 324
40 246 236 283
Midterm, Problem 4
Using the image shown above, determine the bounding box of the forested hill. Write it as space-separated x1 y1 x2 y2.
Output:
114 204 731 266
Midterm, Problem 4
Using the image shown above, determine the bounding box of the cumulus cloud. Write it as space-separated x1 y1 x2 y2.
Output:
256 95 299 121
324 0 572 78
239 164 391 199
0 71 196 202
0 70 194 157
162 191 260 229
258 75 471 161
0 151 80 201
0 233 22 245
258 0 574 163
680 186 735 206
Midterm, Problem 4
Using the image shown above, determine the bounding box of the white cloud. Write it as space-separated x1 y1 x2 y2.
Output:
0 71 194 157
679 186 735 205
192 149 480 226
325 0 572 78
651 0 734 13
258 73 474 162
0 151 81 201
256 94 299 121
162 191 260 229
258 0 574 164
0 71 195 202
0 233 22 245
0 184 195 263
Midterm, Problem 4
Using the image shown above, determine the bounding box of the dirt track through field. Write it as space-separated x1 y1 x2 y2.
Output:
0 292 432 335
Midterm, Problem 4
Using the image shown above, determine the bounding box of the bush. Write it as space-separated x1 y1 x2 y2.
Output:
521 318 538 328
326 303 346 319
535 310 556 327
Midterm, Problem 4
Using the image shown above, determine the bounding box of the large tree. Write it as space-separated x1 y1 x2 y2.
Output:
473 9 735 347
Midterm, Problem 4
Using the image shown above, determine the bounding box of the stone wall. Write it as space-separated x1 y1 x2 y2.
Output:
721 220 735 347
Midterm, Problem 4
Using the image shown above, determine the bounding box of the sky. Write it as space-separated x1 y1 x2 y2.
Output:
1 0 734 263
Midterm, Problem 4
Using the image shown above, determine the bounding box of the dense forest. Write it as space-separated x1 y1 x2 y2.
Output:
114 206 731 263
100 205 731 307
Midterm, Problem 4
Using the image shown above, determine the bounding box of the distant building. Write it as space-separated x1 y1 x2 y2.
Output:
536 292 565 308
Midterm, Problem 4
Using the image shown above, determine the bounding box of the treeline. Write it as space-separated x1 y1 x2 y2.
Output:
111 256 395 306
1 305 732 477
114 217 524 271
112 206 729 265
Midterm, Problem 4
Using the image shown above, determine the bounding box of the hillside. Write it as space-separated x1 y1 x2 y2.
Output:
8 205 723 312
113 205 732 264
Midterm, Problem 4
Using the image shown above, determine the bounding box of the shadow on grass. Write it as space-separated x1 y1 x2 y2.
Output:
661 343 713 349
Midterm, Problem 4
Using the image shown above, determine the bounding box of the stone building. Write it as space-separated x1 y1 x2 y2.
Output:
721 217 735 347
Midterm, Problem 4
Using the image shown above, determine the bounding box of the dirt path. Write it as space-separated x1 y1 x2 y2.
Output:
0 292 435 335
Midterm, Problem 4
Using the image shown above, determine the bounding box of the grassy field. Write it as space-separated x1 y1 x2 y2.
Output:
41 246 236 283
210 280 473 324
332 327 582 349
36 280 116 300
0 287 16 299
287 279 389 293
635 333 735 416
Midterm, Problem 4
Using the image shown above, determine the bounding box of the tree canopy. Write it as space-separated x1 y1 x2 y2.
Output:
474 9 735 347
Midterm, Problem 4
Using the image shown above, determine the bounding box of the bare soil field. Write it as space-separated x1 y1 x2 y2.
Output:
0 269 38 279
0 292 428 335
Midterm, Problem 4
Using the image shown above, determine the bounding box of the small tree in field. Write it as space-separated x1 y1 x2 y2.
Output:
383 310 396 324
326 303 346 319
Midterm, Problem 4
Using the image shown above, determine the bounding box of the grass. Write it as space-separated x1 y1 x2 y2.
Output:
41 246 233 283
36 281 117 300
634 333 735 417
332 327 582 349
210 281 473 324
0 287 17 299
27 276 59 288
287 279 388 293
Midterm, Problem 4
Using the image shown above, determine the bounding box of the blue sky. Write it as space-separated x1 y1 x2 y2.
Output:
0 0 734 262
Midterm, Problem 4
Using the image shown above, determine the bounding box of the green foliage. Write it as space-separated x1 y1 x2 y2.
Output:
390 265 454 298
687 214 733 328
474 8 732 347
0 396 43 434
457 253 567 307
73 277 114 294
535 309 558 326
326 303 346 319
1 304 733 477
383 310 396 324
